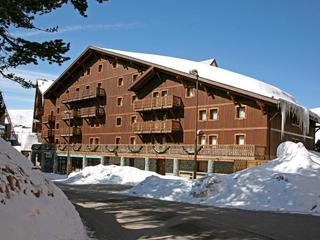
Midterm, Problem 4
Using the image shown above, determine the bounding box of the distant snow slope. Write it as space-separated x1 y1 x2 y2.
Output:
60 164 163 186
0 138 87 240
128 142 320 216
8 109 40 151
8 109 33 129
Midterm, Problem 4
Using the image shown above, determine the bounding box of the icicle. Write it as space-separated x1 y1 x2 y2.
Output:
279 99 310 139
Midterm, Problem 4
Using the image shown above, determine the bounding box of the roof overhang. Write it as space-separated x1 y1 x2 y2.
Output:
45 46 281 106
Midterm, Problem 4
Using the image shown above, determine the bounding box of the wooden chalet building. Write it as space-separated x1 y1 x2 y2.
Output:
31 46 319 176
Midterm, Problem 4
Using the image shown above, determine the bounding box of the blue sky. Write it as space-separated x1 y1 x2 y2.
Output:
1 0 320 109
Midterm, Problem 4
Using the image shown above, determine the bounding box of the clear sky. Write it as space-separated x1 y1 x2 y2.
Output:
1 0 320 110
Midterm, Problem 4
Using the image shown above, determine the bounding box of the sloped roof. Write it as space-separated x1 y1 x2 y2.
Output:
101 48 296 104
37 79 53 94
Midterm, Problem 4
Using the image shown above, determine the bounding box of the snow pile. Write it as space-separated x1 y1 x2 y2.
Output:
128 142 320 215
0 138 87 240
61 164 162 186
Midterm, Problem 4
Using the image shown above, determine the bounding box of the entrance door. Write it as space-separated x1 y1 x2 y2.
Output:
156 159 166 175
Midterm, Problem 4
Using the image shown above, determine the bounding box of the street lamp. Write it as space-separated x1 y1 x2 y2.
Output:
64 111 71 174
189 69 199 179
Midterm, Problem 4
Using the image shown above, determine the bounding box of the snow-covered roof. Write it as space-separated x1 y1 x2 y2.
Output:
199 58 218 67
311 108 320 118
101 48 296 103
37 79 53 94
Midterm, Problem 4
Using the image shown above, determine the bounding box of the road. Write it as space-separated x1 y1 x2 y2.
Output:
56 183 320 240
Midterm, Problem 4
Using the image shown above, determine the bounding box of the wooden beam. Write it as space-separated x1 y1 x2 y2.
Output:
256 100 267 115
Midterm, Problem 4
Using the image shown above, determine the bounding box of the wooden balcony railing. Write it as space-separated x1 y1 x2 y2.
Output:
132 119 181 134
79 106 105 118
133 95 182 112
62 87 106 104
59 127 82 137
42 115 55 124
61 110 79 120
42 129 55 138
52 143 267 160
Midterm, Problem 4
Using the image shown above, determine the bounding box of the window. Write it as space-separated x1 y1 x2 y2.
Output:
66 90 69 94
86 85 90 89
97 83 102 88
95 138 99 144
115 137 121 144
98 64 103 72
112 62 117 69
199 110 207 121
86 68 90 75
199 135 206 145
186 87 195 97
55 139 59 144
117 97 123 106
236 106 246 119
131 116 137 125
132 74 138 82
130 137 136 145
209 108 218 120
236 134 245 145
76 88 79 92
161 90 168 97
57 108 60 114
117 77 123 87
131 95 136 104
89 138 94 144
56 123 59 129
116 117 122 126
153 91 160 98
209 135 218 145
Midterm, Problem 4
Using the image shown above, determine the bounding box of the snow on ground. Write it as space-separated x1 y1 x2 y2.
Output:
0 138 87 240
60 164 165 186
128 142 320 216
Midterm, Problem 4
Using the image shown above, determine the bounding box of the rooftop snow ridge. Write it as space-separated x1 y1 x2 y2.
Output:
37 79 53 94
100 47 296 104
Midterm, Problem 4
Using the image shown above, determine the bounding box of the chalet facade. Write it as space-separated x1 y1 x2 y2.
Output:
31 46 319 176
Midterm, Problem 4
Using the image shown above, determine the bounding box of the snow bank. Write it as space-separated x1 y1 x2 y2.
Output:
61 164 163 186
0 138 87 240
128 142 320 216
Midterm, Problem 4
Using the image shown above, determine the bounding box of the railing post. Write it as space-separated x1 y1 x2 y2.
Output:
144 157 150 171
207 160 214 173
173 158 179 176
82 156 88 169
120 156 125 166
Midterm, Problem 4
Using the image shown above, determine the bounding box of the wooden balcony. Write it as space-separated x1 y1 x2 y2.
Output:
133 119 181 134
61 110 79 120
42 115 55 124
133 95 182 112
59 127 82 137
53 143 267 161
79 106 105 118
62 87 106 104
42 129 55 138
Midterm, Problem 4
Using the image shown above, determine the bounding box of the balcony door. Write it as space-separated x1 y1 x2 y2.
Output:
156 159 166 175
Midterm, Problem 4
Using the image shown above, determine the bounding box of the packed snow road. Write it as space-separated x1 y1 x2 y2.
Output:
56 183 320 240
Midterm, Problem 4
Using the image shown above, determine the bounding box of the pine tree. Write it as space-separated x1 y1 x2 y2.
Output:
0 0 108 88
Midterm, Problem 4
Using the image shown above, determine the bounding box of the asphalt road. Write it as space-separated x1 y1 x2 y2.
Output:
56 183 320 240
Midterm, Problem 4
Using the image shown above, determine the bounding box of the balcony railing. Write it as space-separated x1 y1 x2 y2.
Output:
61 110 79 120
79 106 105 118
52 143 267 160
42 115 55 124
133 95 182 112
59 127 82 137
42 129 55 138
62 87 106 104
133 119 181 134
